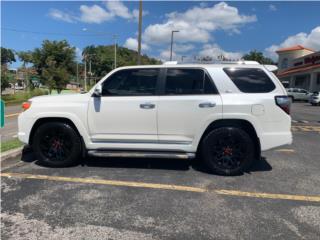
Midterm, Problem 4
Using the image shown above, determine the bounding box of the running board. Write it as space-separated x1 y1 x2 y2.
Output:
87 150 195 159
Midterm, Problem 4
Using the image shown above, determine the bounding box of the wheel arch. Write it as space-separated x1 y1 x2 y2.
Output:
29 117 83 146
197 119 261 159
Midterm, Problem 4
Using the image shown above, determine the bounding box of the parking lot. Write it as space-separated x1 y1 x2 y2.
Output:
1 102 320 240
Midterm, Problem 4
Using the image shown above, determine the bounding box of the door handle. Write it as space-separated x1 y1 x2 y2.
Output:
140 103 155 109
199 102 216 108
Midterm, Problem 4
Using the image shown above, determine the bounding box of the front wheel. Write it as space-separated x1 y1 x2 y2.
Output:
33 122 82 167
201 127 255 176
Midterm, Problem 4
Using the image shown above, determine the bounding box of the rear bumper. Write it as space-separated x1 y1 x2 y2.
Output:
309 98 320 104
260 131 292 151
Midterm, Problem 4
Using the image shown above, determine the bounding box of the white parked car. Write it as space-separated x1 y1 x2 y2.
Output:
286 88 312 102
309 91 320 106
18 62 292 175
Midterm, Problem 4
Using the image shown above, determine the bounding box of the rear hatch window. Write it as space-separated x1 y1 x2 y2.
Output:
223 68 276 93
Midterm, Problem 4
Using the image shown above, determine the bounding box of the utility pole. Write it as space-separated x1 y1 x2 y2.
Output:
84 55 87 92
113 35 117 69
89 58 92 86
170 30 179 61
137 0 142 65
76 63 79 83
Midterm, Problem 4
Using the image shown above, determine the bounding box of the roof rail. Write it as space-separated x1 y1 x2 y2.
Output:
163 60 260 65
163 61 178 65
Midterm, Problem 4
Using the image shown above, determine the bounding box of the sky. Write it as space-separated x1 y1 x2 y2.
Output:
1 1 320 68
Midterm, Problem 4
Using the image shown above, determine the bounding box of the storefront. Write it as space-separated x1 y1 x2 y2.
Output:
276 45 320 92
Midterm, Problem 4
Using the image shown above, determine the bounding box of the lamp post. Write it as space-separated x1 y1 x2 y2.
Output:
170 30 179 61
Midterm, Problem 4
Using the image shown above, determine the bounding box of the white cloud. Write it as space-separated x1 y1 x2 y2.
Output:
49 1 145 24
160 49 177 61
143 2 256 45
79 5 113 24
173 44 195 53
105 0 132 19
269 4 277 11
48 9 76 23
199 44 243 60
265 26 320 60
123 38 149 51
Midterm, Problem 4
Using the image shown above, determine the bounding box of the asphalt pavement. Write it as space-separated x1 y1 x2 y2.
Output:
1 102 320 239
0 104 21 142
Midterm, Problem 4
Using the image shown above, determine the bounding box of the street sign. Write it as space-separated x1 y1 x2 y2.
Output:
0 100 4 128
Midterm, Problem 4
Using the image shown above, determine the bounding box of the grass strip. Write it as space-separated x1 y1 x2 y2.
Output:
1 138 23 153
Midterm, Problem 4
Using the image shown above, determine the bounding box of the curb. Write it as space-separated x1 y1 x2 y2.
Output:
0 147 24 161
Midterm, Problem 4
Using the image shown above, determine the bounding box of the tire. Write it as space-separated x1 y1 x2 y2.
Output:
33 122 81 167
200 127 255 176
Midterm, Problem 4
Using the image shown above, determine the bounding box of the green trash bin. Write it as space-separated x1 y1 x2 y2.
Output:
0 100 4 128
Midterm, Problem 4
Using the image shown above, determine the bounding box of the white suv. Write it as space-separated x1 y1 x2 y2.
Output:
18 62 292 175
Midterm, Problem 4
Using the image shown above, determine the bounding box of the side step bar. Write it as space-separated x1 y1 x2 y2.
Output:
87 150 195 159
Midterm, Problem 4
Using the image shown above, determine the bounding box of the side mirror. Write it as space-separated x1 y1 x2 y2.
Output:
92 85 102 97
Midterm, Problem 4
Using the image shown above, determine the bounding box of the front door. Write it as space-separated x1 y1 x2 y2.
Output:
88 68 160 143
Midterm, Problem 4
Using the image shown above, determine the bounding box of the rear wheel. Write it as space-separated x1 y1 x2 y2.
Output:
33 122 81 167
201 127 255 176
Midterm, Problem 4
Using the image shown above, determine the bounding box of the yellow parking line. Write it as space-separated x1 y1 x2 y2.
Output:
275 149 295 153
5 113 20 118
214 190 320 202
1 172 320 203
0 172 206 193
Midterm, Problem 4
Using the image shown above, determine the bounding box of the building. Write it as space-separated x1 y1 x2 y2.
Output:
276 45 320 92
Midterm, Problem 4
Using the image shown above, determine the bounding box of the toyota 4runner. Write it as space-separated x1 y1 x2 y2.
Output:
18 61 292 175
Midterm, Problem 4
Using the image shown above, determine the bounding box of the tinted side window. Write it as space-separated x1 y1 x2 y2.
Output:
102 69 158 96
165 68 217 95
223 68 276 93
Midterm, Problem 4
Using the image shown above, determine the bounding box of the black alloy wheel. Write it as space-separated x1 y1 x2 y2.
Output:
33 122 81 167
201 127 255 176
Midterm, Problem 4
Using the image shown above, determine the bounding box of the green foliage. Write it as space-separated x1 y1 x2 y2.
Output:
1 88 49 105
1 71 10 92
1 138 23 153
82 45 161 78
1 47 16 65
31 40 76 93
1 47 16 92
243 50 275 65
17 51 33 66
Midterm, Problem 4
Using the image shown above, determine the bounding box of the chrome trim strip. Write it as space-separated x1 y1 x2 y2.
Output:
88 150 195 159
91 139 192 145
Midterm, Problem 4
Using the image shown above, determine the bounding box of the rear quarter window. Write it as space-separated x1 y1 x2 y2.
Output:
223 68 276 93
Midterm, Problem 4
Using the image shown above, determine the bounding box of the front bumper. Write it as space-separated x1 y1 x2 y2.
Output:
17 113 34 144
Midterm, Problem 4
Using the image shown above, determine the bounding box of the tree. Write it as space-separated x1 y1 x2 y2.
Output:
17 51 33 67
1 47 16 65
1 47 16 92
82 45 161 78
31 40 76 93
242 50 275 65
17 51 33 89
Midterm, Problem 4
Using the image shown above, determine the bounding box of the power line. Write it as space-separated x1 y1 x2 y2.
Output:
1 27 114 37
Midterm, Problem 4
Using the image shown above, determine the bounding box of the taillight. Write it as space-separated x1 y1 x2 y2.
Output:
275 96 291 115
22 101 31 111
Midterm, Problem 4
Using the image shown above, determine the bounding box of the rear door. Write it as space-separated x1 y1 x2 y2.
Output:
157 68 222 144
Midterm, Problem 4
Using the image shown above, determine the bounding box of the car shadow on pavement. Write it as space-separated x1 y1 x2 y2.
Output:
83 157 191 171
20 146 272 175
190 156 272 176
